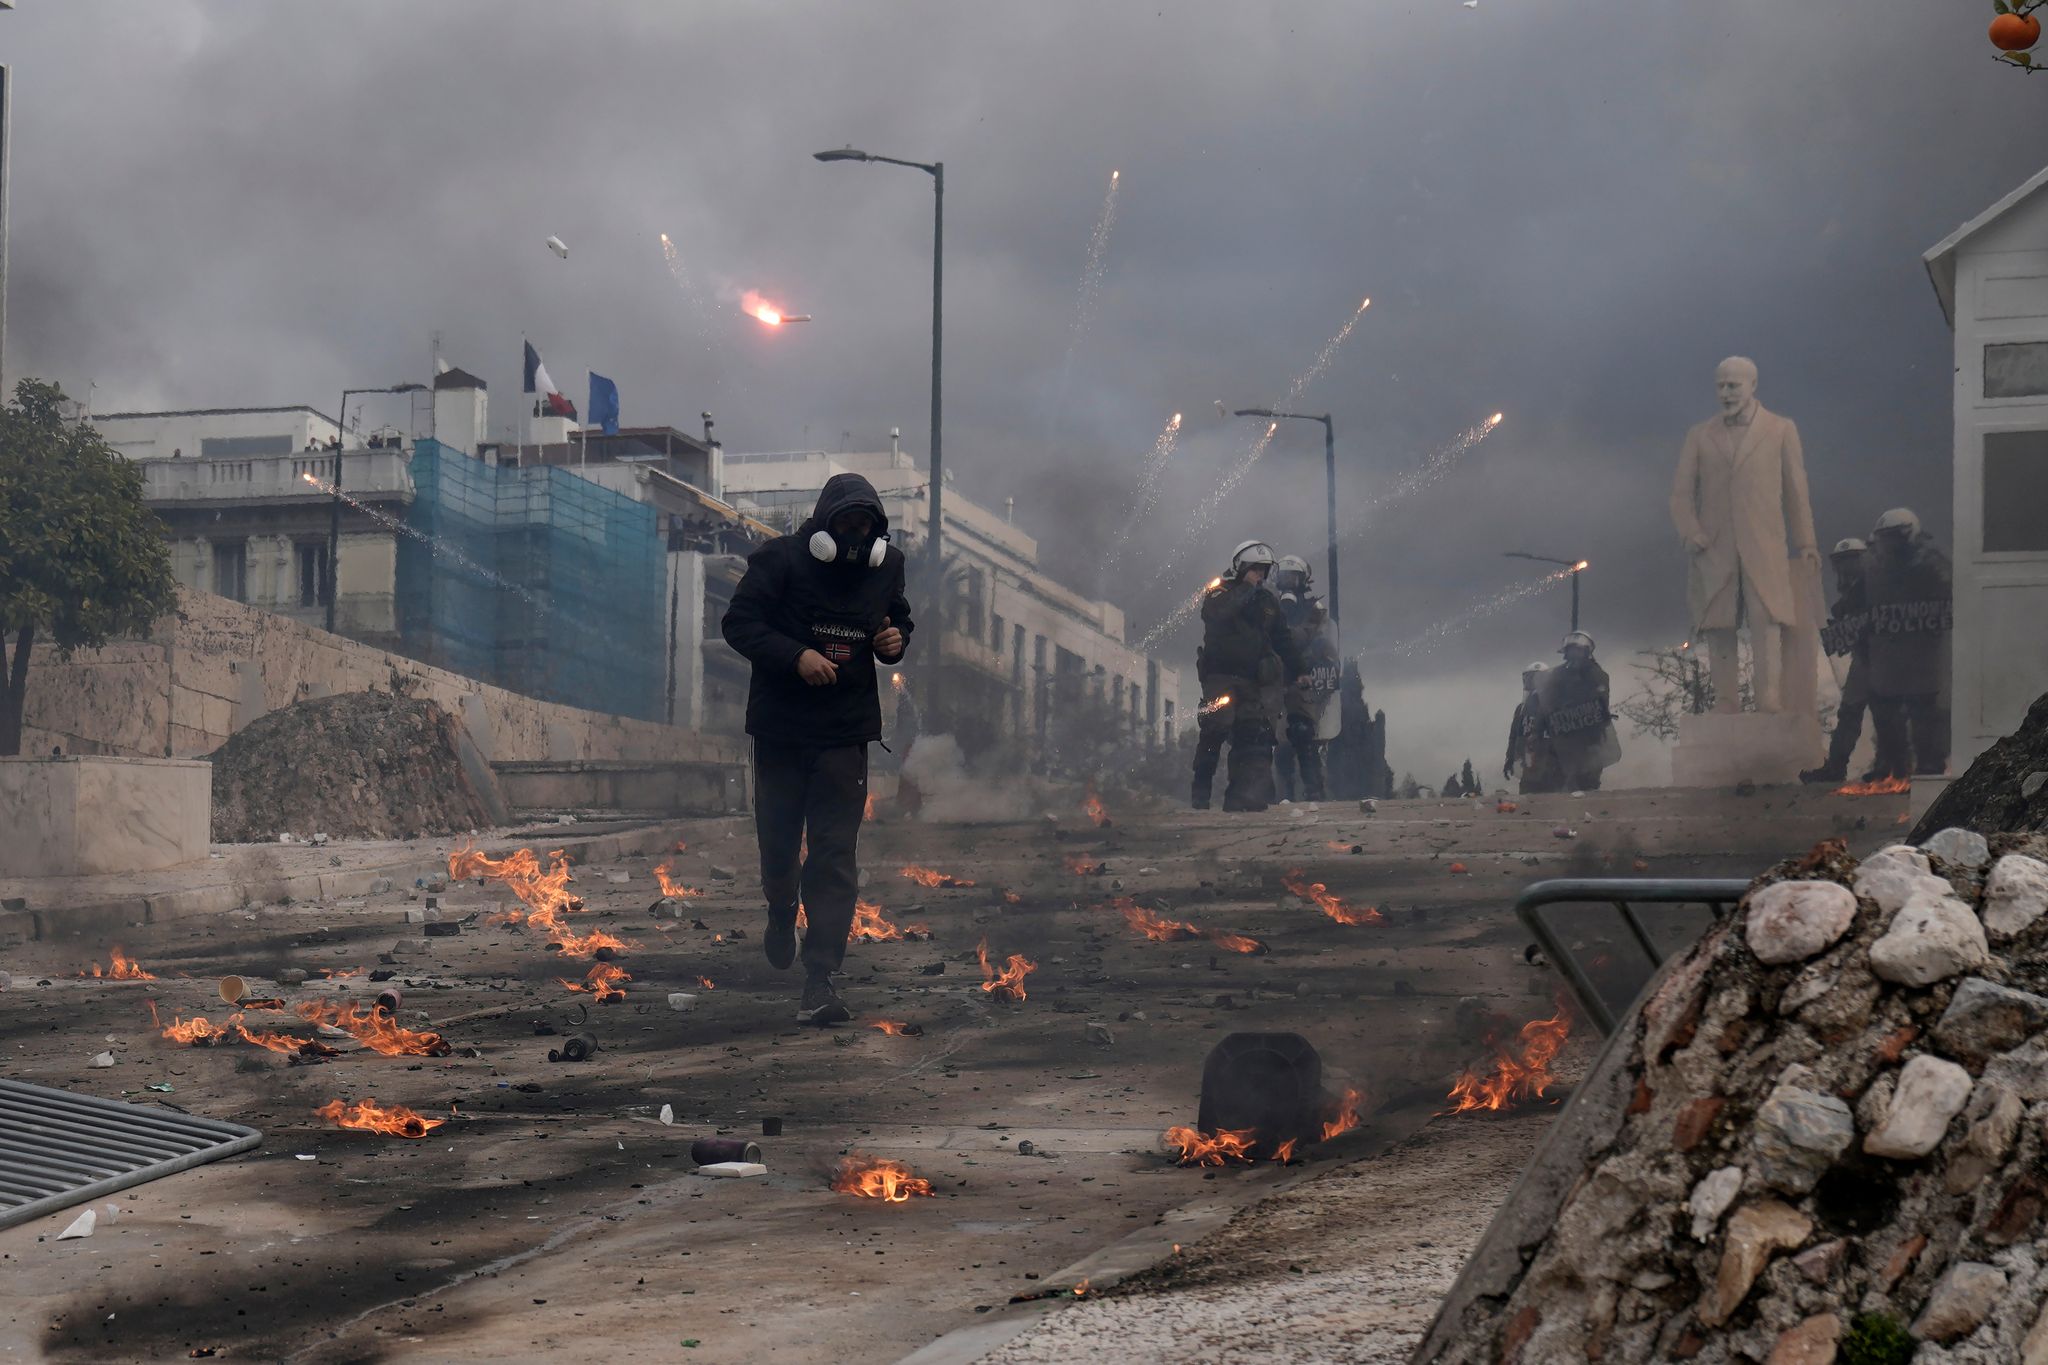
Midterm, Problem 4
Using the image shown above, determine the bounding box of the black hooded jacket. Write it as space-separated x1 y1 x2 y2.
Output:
721 473 915 747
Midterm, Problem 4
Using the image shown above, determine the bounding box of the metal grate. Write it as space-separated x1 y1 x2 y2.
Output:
0 1078 262 1231
1515 878 1751 1037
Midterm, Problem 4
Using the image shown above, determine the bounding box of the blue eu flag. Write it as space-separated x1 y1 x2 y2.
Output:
588 372 620 437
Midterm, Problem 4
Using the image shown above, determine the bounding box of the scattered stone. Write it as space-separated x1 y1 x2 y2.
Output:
1699 1199 1811 1328
1878 1231 1928 1291
1745 881 1858 965
1766 1312 1840 1365
1921 826 1992 871
88 1051 114 1068
1084 1022 1114 1047
1674 1096 1726 1151
1946 1081 2024 1195
918 961 945 976
1752 1075 1855 1193
1864 1053 1973 1158
1932 977 2048 1063
708 865 737 881
1851 862 1955 919
1016 1139 1036 1156
1983 1034 2048 1101
1865 843 1934 875
1687 1165 1743 1240
1983 853 2048 939
1911 1261 2007 1343
389 939 430 958
276 968 308 986
1868 892 1989 987
1790 1239 1846 1285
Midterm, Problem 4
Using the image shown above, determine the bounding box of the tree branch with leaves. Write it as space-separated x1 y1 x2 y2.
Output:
1991 0 2047 70
0 379 179 755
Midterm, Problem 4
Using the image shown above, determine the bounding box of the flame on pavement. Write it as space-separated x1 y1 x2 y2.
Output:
450 843 585 941
978 938 1036 1002
236 1021 334 1057
1116 897 1200 942
832 1153 935 1201
1445 1002 1572 1115
296 999 452 1057
82 947 156 980
558 961 630 1002
149 1001 230 1045
901 865 974 889
653 862 704 899
1064 854 1106 876
1082 783 1111 827
852 899 927 942
317 1097 445 1139
1282 870 1384 926
872 1020 924 1037
1320 1087 1366 1141
1163 1125 1257 1166
1834 775 1911 796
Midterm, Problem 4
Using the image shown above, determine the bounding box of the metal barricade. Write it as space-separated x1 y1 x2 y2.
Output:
1514 878 1751 1036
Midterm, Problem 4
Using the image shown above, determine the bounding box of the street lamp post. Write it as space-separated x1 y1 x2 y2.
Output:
814 145 944 713
1232 408 1339 628
1503 550 1588 633
328 382 426 634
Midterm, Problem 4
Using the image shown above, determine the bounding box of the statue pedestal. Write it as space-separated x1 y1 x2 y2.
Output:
1670 711 1821 788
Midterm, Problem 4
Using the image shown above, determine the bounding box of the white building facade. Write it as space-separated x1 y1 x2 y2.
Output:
1926 167 2048 776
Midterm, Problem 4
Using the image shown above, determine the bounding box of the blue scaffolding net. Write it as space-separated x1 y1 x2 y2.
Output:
399 440 667 722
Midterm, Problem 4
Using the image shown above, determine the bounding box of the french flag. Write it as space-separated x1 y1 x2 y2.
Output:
523 340 578 420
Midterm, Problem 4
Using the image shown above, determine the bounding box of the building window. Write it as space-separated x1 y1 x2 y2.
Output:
1985 342 2048 399
1984 429 2048 552
201 433 294 459
992 612 1005 653
214 541 248 603
296 543 329 607
1163 699 1175 746
1112 675 1124 711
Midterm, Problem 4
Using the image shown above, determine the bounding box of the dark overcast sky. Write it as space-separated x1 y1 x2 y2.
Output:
4 2 2041 768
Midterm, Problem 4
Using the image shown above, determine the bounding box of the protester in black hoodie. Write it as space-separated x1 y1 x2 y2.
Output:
721 473 913 1024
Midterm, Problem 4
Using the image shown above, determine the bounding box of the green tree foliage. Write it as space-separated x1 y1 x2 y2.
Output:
0 380 179 754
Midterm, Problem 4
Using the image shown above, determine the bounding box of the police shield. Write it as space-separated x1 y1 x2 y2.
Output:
1301 619 1344 742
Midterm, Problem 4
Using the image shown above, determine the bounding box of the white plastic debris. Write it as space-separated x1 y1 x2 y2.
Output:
668 993 698 1013
693 1161 766 1179
545 234 569 259
57 1209 96 1240
88 1051 114 1068
295 1154 318 1161
659 1104 674 1126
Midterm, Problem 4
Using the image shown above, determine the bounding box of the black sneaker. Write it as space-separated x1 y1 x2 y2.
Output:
764 905 798 971
797 975 851 1026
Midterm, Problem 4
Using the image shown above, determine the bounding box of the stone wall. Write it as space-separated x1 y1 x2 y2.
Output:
21 587 748 772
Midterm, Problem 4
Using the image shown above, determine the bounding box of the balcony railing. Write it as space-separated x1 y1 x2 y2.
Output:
141 449 416 504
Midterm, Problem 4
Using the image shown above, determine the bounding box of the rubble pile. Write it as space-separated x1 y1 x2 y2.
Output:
1913 689 2048 842
210 692 493 843
1425 828 2048 1364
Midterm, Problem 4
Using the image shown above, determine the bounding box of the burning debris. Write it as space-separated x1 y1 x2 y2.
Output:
81 948 156 981
901 864 975 889
1064 854 1107 876
851 899 929 942
1164 1124 1258 1166
150 1004 231 1046
1443 1001 1572 1115
1083 783 1112 828
1112 897 1265 954
1320 1086 1365 1141
295 999 452 1057
832 1153 935 1202
1835 775 1912 796
652 862 704 899
977 939 1037 1002
1281 870 1385 926
557 961 630 1002
236 1022 338 1059
872 1020 924 1037
316 1097 445 1139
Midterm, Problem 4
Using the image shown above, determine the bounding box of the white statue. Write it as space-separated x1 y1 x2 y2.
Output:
1669 357 1820 713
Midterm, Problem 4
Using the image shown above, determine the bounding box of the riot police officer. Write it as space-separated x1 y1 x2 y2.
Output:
1801 538 1874 784
1193 540 1306 812
1271 555 1337 802
1539 631 1619 791
1864 508 1952 779
1505 661 1560 794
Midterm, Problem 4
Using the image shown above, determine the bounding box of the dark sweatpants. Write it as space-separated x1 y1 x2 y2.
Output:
753 740 868 977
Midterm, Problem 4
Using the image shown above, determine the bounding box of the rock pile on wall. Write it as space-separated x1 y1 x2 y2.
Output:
210 692 493 843
1423 827 2048 1364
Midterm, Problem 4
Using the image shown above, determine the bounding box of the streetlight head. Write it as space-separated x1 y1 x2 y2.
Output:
814 147 870 163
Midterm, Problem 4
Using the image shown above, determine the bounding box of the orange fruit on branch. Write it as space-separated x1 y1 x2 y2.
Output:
1991 12 2041 51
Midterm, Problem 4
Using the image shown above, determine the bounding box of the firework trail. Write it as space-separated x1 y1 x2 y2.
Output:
1358 414 1502 522
1148 296 1371 590
659 232 718 320
1131 574 1223 656
1367 563 1582 659
1105 411 1182 570
1045 171 1123 444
